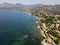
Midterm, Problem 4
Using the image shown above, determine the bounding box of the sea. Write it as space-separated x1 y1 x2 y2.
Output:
0 11 42 45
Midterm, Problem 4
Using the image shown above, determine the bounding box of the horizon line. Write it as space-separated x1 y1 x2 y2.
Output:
0 2 60 5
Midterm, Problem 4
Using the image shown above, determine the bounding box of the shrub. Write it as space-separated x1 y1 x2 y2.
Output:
48 30 60 38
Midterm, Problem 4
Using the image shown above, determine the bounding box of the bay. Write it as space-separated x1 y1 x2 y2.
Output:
0 11 41 45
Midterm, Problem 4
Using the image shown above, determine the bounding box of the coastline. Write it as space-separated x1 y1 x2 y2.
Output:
26 11 58 45
26 12 46 45
2 10 58 45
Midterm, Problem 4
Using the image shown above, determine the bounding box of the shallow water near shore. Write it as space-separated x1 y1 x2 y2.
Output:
0 11 42 45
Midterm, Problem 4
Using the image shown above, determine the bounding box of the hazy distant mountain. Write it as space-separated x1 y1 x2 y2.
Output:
0 2 24 8
51 5 60 12
28 4 60 12
0 2 60 12
24 4 44 9
0 2 44 8
0 2 25 11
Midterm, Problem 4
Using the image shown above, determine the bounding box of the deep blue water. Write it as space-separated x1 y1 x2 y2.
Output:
0 11 41 45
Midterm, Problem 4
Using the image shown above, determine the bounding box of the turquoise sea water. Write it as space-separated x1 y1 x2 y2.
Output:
0 11 41 45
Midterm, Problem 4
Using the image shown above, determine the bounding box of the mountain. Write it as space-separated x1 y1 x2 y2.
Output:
0 2 44 9
28 4 60 12
0 2 24 8
0 2 25 11
0 2 60 12
51 5 60 12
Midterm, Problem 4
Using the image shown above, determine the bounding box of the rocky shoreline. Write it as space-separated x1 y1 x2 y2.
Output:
27 10 60 45
37 21 56 45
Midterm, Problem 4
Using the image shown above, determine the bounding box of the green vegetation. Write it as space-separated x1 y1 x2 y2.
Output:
57 16 60 20
29 9 60 45
54 38 60 44
30 10 60 16
58 26 60 31
48 30 60 38
45 17 54 23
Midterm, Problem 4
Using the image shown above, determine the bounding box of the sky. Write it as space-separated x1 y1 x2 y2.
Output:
0 0 60 5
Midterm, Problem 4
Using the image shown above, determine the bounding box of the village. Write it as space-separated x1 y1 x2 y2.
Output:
28 10 60 45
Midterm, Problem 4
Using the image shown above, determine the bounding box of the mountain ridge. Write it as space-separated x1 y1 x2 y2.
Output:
0 2 60 12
